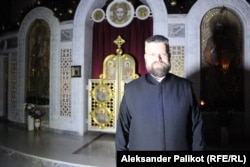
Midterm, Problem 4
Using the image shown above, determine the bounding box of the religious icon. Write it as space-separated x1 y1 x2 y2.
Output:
123 60 133 80
136 5 150 20
106 0 134 28
71 66 81 77
106 60 116 79
28 20 50 99
95 108 109 123
92 8 105 23
90 106 115 128
93 84 112 103
203 11 239 67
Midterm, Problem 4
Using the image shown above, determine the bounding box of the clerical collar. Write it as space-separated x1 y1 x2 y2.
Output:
151 75 165 82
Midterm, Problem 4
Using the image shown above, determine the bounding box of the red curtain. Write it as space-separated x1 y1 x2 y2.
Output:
92 17 153 78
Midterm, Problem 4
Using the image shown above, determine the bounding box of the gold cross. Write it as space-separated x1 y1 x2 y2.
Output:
114 35 125 49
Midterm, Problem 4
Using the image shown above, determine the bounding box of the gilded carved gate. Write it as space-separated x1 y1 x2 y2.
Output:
88 36 139 133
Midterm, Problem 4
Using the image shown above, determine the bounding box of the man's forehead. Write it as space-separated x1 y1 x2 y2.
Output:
145 42 166 48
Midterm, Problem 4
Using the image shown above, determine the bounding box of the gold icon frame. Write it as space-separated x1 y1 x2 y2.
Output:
90 105 115 129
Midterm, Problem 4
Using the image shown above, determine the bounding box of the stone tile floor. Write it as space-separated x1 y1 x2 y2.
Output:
0 119 249 167
0 120 115 167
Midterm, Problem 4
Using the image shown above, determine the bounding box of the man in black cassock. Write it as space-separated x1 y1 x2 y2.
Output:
115 35 205 151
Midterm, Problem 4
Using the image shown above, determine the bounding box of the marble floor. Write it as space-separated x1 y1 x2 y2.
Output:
0 118 250 167
0 119 116 167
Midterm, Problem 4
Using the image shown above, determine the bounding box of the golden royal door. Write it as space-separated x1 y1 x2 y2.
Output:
88 36 139 133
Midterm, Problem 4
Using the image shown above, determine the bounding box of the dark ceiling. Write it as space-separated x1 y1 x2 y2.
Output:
0 0 250 35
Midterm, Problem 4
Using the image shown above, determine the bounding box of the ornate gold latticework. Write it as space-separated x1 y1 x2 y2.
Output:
88 36 139 132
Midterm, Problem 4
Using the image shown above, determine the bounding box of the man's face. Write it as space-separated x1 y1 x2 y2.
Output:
116 8 125 20
144 42 171 78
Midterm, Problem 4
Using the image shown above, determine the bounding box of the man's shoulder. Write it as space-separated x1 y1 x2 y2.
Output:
168 73 192 84
124 73 192 87
125 75 145 87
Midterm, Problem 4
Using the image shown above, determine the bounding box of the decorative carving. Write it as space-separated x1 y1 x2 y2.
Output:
88 80 116 130
61 29 73 42
168 24 185 37
60 49 72 117
169 46 185 77
9 53 18 121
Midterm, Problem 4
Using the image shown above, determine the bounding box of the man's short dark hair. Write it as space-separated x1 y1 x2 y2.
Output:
145 35 170 55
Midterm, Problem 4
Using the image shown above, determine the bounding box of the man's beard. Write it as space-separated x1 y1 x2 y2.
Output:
146 61 171 78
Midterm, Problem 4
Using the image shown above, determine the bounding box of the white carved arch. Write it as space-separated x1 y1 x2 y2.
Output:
17 7 60 123
72 0 168 134
186 0 250 138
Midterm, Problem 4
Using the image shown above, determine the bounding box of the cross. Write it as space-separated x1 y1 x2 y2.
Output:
114 35 125 49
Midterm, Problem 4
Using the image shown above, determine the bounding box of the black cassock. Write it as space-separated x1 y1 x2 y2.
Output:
116 74 205 151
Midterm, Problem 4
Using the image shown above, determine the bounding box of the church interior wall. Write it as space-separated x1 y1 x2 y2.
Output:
0 0 249 143
0 57 6 117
